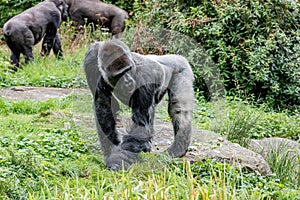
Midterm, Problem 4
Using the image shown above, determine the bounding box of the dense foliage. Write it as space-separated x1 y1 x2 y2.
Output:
129 0 300 109
1 0 299 109
0 0 40 27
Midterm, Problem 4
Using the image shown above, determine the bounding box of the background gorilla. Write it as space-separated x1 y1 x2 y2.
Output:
3 0 68 70
84 39 194 170
64 0 128 38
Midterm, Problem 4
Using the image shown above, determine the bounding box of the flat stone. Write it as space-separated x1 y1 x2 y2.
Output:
0 86 88 101
185 130 272 175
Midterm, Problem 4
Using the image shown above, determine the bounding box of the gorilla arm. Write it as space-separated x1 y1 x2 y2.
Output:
120 84 158 153
94 77 120 146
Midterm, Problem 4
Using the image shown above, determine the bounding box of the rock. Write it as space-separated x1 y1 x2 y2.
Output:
249 137 300 174
185 130 272 176
103 116 273 175
0 86 88 101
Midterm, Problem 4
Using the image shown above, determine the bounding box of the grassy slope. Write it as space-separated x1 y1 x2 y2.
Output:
0 27 299 199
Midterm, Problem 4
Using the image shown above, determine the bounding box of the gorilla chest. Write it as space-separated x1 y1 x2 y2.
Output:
112 72 165 106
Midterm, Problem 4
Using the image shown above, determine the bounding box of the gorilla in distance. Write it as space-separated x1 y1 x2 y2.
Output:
64 0 128 38
3 0 68 70
84 39 195 170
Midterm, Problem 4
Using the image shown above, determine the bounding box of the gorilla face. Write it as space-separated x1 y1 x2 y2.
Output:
49 0 68 21
98 40 134 86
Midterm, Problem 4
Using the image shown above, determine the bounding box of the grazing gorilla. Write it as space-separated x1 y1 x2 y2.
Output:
84 39 194 170
3 0 68 69
64 0 128 38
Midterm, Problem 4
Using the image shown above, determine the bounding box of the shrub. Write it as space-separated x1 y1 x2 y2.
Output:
128 0 300 110
0 0 41 27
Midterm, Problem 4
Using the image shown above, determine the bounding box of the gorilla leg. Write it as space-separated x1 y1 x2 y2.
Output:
70 13 85 42
23 46 34 63
41 23 58 56
21 28 35 63
52 34 63 58
4 38 20 67
167 70 194 158
5 28 34 68
10 52 20 69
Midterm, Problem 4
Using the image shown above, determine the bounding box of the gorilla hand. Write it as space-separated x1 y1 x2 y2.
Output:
121 126 152 153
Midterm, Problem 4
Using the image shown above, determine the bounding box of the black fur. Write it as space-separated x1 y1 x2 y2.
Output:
64 0 128 38
2 0 68 69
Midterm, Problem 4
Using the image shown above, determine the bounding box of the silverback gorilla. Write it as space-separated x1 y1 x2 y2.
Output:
64 0 128 38
3 0 68 69
84 39 194 170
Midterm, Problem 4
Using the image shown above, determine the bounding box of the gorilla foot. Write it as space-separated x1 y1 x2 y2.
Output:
166 144 188 158
105 146 140 171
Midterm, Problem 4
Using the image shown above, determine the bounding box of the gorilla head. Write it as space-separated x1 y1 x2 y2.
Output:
98 40 134 86
49 0 68 21
84 39 194 170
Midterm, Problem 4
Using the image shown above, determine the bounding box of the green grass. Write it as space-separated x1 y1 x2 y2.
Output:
265 142 300 188
0 48 86 88
195 97 300 144
0 23 299 199
0 93 299 199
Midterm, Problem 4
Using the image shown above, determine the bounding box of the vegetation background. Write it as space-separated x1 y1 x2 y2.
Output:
1 0 299 109
0 0 299 199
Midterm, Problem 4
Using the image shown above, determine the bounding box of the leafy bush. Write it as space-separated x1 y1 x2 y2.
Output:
129 0 300 110
109 0 135 13
0 0 41 27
